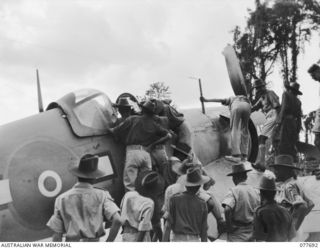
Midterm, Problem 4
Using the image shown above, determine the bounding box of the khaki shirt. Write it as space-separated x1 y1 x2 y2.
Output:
162 178 218 219
168 192 208 236
47 182 119 240
275 177 314 213
253 200 296 241
120 191 154 232
222 182 260 224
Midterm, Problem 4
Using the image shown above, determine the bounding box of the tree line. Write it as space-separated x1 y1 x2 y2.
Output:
232 0 320 93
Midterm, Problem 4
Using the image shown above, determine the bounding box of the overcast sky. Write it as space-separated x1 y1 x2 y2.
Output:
0 0 319 125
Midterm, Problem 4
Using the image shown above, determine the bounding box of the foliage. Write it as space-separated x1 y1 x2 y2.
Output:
232 0 320 90
144 82 171 100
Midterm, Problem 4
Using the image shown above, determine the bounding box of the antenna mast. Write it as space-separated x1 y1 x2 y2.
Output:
36 69 44 112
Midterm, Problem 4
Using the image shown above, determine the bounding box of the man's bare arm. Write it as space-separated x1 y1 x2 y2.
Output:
162 220 171 242
106 212 122 242
52 232 63 242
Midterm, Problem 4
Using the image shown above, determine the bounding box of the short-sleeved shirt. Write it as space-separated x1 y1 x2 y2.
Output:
275 177 313 213
120 191 154 232
46 182 119 240
253 200 296 241
168 192 208 236
112 115 168 146
222 182 260 224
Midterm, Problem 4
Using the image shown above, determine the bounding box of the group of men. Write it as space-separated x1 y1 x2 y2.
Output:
201 79 303 170
45 153 314 242
45 69 318 242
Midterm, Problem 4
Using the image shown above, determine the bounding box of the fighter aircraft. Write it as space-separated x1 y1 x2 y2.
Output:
0 46 319 242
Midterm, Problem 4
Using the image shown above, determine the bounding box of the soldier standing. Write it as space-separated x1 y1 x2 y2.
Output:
46 155 122 242
222 163 260 242
121 171 163 242
162 157 224 237
270 155 314 233
163 167 210 242
251 79 280 170
253 171 296 241
201 95 251 162
275 82 303 160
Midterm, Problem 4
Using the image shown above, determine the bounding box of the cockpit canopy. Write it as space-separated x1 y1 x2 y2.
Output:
47 89 117 137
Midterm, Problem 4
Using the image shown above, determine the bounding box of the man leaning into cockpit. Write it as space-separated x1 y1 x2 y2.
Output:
107 99 172 192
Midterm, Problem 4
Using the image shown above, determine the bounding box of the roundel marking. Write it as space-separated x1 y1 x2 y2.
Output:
38 170 62 197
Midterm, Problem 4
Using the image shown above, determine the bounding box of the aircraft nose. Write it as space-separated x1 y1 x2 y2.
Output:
7 139 77 229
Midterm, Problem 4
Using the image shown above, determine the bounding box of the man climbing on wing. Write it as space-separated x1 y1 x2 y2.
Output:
107 99 172 191
201 95 251 163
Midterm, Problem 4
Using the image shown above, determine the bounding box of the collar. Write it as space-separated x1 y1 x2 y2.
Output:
74 182 93 189
277 177 294 185
261 199 276 206
237 182 248 186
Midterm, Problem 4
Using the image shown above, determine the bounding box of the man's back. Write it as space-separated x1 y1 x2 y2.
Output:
121 191 154 232
254 201 295 241
47 182 119 241
280 91 302 118
222 182 260 224
113 115 168 146
169 192 207 236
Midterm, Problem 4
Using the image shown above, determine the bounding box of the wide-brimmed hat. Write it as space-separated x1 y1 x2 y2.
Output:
259 171 276 191
141 171 159 188
171 142 191 161
286 82 302 95
252 79 267 89
269 154 302 170
227 163 252 176
179 167 210 187
170 156 199 176
69 154 107 179
142 99 157 114
135 170 164 194
114 97 132 108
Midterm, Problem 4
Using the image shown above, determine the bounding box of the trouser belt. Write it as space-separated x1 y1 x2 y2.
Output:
127 145 147 151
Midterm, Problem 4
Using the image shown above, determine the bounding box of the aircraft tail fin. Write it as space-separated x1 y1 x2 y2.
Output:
36 69 44 112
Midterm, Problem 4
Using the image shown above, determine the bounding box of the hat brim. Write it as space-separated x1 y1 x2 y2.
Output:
69 167 108 179
179 175 210 186
258 186 277 191
227 169 252 176
252 83 267 89
269 164 302 170
141 178 165 195
114 104 132 108
286 85 303 95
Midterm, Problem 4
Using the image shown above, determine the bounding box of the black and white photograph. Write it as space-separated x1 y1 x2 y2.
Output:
0 0 320 244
